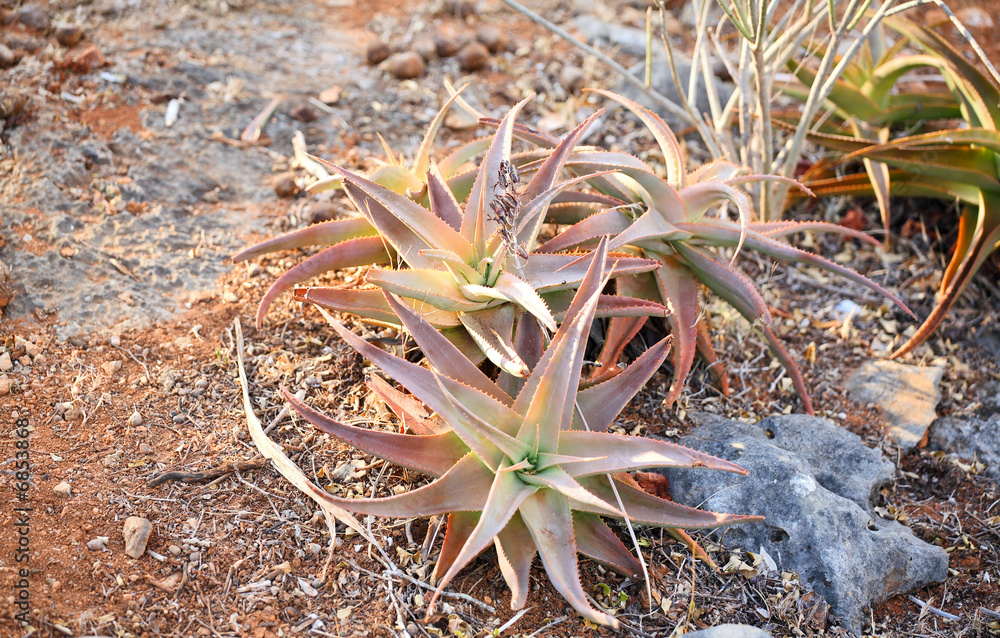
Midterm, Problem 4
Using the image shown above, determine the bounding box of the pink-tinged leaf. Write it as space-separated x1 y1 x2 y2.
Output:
577 475 762 529
537 209 633 254
256 236 390 327
522 109 606 202
544 292 669 323
295 286 461 328
341 180 439 271
520 467 623 518
420 248 486 286
516 240 611 449
758 322 815 415
678 181 753 259
463 97 533 252
542 203 605 226
520 252 660 292
573 513 642 579
383 292 512 406
333 165 473 262
233 218 377 263
494 514 538 610
432 511 481 581
282 388 466 477
747 220 880 247
556 430 747 477
671 243 773 326
367 269 486 313
479 117 561 148
317 453 493 517
430 464 536 613
576 335 670 432
683 223 915 318
585 315 648 387
365 375 443 435
653 258 700 406
443 166 482 205
687 158 745 184
439 137 494 179
426 162 464 232
498 313 544 399
459 304 529 378
516 170 617 252
326 319 522 449
519 490 620 628
577 160 689 225
415 85 471 178
607 208 692 252
695 321 730 396
433 373 530 463
586 88 685 188
553 190 627 207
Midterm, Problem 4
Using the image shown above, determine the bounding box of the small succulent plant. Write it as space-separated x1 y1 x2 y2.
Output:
293 99 668 377
275 239 756 626
522 89 913 412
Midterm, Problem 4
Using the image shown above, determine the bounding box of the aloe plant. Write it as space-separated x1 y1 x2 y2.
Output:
525 89 913 413
791 16 1000 358
277 239 757 626
291 99 669 377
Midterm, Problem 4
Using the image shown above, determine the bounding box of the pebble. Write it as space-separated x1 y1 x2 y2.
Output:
129 411 143 426
475 26 508 54
301 201 337 225
195 378 209 389
366 41 392 65
412 37 437 63
18 355 30 367
24 342 42 357
17 5 50 30
168 545 182 557
444 0 476 18
189 550 202 562
289 102 318 123
273 173 298 199
55 25 84 47
222 290 239 303
101 360 122 375
456 42 489 72
172 413 186 424
110 335 121 347
247 263 262 277
139 443 154 453
434 33 460 58
0 377 10 397
64 406 83 421
123 517 153 559
391 52 425 79
0 352 12 372
318 85 341 104
560 65 586 94
32 354 46 365
53 481 72 496
86 537 108 552
0 44 17 69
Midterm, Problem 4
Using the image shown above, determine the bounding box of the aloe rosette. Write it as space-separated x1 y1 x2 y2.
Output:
790 16 1000 358
292 99 670 378
525 89 913 413
276 240 757 627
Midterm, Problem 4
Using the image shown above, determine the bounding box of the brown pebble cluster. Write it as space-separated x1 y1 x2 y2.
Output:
366 21 510 80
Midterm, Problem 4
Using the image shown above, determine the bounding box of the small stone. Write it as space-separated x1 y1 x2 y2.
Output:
55 25 84 47
189 550 202 562
434 33 460 58
273 173 298 199
0 377 10 397
475 26 508 54
318 85 341 104
129 411 142 426
301 201 337 225
289 102 318 123
172 413 186 424
0 352 12 372
560 65 586 94
456 42 489 72
53 481 72 496
846 360 943 450
64 43 105 73
956 6 993 28
101 360 122 375
64 406 83 421
366 41 392 65
17 5 50 30
18 355 30 367
247 263 262 277
32 353 46 365
391 52 425 79
305 542 322 554
109 335 121 347
167 544 182 557
87 537 108 552
195 378 209 389
123 517 153 559
24 342 42 357
139 442 154 454
0 44 18 69
411 37 437 63
443 0 476 19
222 290 239 303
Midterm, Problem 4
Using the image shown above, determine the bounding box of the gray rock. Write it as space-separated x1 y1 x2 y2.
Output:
929 386 1000 481
685 625 771 638
17 5 50 30
572 16 733 128
846 360 943 450
661 413 948 634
